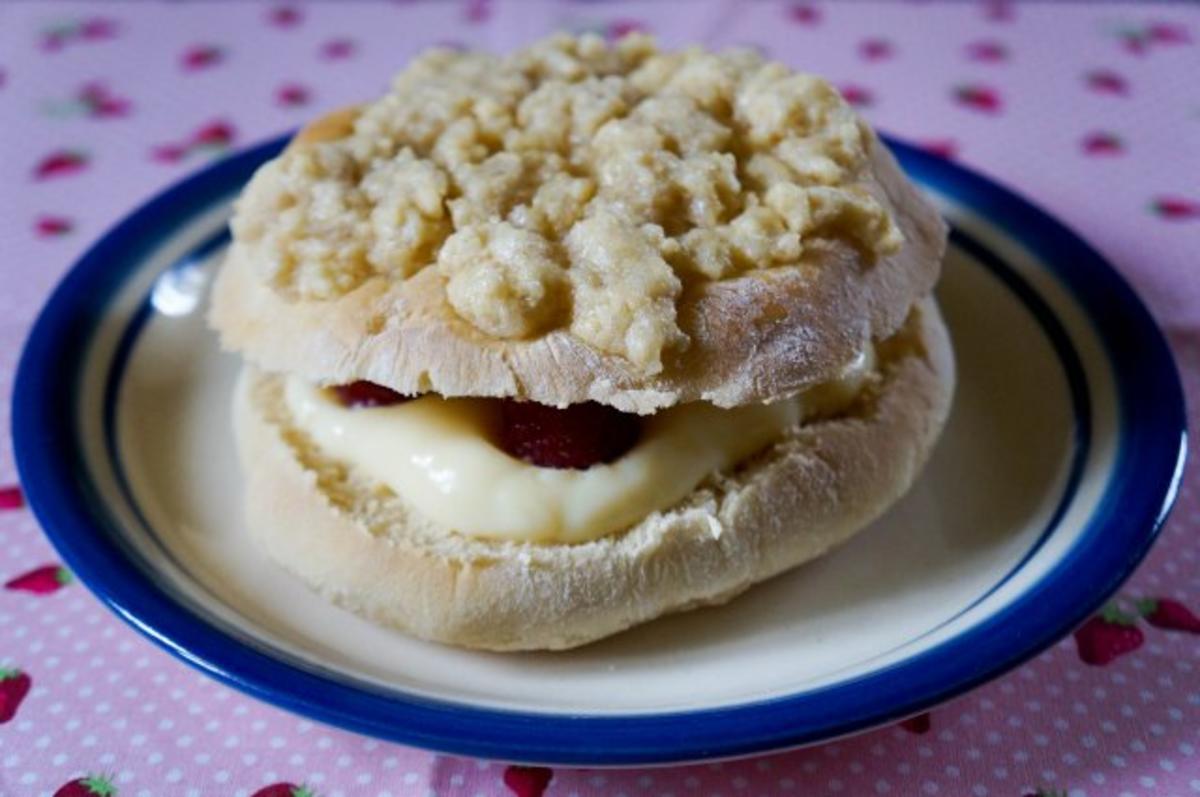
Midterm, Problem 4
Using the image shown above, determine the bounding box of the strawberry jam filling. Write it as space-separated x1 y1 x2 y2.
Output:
496 399 641 470
330 383 641 470
332 380 410 408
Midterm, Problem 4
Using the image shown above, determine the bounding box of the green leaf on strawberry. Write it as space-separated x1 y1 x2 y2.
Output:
53 773 117 797
250 784 317 797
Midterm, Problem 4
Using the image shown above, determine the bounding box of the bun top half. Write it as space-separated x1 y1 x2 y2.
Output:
209 34 946 413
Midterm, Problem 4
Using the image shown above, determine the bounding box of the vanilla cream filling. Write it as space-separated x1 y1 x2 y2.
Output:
284 349 874 544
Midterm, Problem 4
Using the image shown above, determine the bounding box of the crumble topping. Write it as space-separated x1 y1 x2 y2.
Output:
231 34 903 373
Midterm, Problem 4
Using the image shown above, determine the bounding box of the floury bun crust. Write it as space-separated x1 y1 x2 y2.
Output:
232 301 954 651
210 34 947 413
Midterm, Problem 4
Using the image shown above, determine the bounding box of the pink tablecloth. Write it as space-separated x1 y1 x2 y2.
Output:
1 2 1197 796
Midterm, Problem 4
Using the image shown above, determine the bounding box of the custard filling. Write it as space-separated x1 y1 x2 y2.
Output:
283 348 874 544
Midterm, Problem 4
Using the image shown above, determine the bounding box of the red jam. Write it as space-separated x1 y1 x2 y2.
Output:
497 400 640 470
331 381 410 408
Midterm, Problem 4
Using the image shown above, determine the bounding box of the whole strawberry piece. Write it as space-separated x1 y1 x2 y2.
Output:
503 766 553 797
251 785 316 797
0 485 23 509
34 150 88 180
899 712 931 734
1138 598 1200 633
54 774 117 797
5 564 72 594
0 668 32 722
498 400 640 469
1074 605 1143 666
332 381 410 408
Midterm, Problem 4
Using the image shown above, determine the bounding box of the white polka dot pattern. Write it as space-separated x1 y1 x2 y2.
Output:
0 2 1197 795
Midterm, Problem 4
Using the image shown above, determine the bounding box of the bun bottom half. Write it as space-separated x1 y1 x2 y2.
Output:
232 298 955 651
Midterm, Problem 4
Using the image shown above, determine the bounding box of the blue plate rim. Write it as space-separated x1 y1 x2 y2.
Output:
10 134 1187 765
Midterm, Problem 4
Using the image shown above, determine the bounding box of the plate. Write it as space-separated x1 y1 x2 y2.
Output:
12 136 1186 766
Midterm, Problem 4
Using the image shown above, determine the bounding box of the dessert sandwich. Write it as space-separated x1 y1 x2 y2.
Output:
209 34 955 651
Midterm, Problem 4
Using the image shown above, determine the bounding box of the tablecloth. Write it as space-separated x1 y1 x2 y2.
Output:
1 2 1197 795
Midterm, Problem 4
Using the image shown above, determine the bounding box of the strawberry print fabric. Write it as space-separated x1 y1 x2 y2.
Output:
1 2 1198 796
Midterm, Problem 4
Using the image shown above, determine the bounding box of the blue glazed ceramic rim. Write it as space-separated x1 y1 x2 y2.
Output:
11 135 1187 765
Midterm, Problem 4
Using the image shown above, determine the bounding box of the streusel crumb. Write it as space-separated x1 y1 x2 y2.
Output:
230 34 902 373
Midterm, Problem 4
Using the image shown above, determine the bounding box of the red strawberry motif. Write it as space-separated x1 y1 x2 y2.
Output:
34 150 88 180
182 45 224 71
0 485 23 509
899 712 931 734
838 84 873 108
34 215 73 238
332 381 410 408
276 83 311 107
503 766 553 797
1147 22 1190 45
607 20 647 43
858 38 892 61
953 85 1002 114
965 40 1007 62
0 668 32 722
191 120 235 148
498 400 639 469
1085 69 1128 96
42 29 69 51
79 83 130 119
79 18 118 41
1081 131 1123 156
1119 31 1149 56
320 39 356 60
268 6 303 28
41 19 117 51
6 564 72 594
1074 605 1144 666
983 0 1013 21
151 144 187 164
54 774 117 797
1150 197 1200 221
464 0 491 24
786 3 821 26
919 139 958 159
1138 598 1200 633
250 785 316 797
